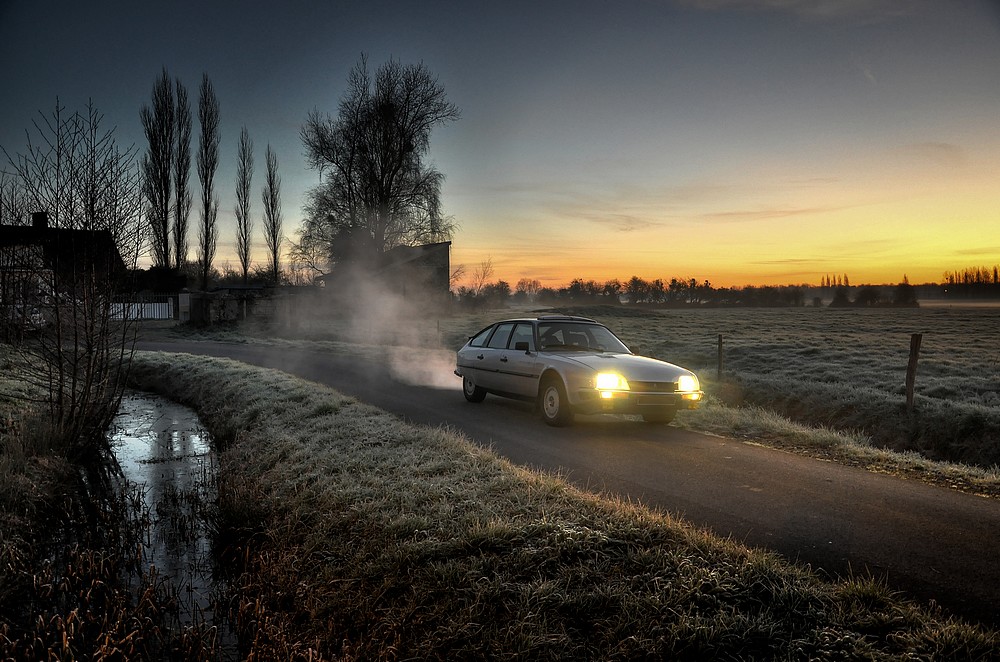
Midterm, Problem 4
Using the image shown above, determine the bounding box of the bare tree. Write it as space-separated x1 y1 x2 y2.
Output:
1 101 143 454
141 68 174 268
299 54 459 267
173 78 192 270
287 222 333 281
234 126 253 284
196 73 220 291
450 263 467 289
471 257 494 297
261 144 282 284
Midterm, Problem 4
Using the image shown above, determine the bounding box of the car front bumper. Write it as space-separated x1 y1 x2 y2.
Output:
572 389 703 416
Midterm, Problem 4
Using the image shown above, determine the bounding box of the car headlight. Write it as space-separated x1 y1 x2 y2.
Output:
595 372 630 391
677 374 699 392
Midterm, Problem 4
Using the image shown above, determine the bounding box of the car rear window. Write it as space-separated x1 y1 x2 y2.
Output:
468 326 493 347
487 323 515 349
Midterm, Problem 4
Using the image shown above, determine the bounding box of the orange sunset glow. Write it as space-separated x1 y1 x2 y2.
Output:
2 1 998 289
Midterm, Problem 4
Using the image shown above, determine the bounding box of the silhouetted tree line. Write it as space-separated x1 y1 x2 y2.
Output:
459 274 924 309
942 265 1000 298
828 278 918 308
526 277 810 307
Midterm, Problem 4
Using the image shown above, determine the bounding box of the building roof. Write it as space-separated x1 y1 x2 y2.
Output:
0 213 126 277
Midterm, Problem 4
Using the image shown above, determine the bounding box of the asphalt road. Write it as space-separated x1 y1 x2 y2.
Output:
138 339 1000 628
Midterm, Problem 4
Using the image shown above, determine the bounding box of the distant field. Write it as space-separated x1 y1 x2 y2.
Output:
552 305 1000 469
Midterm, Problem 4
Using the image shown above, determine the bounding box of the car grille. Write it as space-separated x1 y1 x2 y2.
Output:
629 381 677 393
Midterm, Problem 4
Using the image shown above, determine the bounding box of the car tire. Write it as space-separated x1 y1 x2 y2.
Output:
642 409 676 424
463 375 487 403
539 377 573 426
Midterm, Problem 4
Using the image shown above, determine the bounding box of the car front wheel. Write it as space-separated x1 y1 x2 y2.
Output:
539 377 573 426
463 375 487 402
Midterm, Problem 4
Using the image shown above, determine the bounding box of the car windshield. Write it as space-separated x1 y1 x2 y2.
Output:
537 322 631 354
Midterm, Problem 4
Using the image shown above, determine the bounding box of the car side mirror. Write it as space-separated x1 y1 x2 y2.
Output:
514 341 530 353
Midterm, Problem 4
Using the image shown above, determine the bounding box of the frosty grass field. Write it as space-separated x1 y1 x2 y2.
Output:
544 304 1000 469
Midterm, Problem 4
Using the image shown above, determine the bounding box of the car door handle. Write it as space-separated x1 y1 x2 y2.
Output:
477 354 484 360
500 356 508 363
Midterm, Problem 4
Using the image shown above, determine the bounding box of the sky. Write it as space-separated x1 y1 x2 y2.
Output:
1 0 999 288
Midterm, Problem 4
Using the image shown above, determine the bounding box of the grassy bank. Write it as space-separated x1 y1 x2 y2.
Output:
124 350 996 660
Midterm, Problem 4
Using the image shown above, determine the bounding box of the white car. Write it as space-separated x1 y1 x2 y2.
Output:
455 315 703 426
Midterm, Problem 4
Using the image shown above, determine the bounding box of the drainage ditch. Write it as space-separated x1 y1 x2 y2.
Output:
111 391 237 657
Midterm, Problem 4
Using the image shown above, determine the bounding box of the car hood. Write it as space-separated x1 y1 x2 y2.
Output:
561 353 692 380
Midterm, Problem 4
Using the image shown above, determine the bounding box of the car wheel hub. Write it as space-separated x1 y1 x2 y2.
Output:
543 386 560 417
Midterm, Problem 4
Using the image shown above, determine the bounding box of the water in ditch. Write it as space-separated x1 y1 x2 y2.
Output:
110 391 237 656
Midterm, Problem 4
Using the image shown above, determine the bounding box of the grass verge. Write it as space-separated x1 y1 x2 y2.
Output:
125 350 997 660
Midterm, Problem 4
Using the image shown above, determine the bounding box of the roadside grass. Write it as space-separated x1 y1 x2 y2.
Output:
0 344 59 547
142 307 1000 498
124 350 998 660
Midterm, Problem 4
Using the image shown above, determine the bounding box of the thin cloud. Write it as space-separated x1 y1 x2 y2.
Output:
893 142 968 170
751 258 819 265
825 238 898 257
955 246 1000 257
852 54 878 86
680 0 917 22
699 204 848 223
574 211 662 233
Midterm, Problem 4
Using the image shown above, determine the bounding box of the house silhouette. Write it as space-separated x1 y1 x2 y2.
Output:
0 211 126 331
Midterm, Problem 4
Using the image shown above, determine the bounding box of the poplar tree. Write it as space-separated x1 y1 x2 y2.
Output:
141 68 175 268
173 78 192 269
261 144 283 284
197 74 220 291
234 126 254 284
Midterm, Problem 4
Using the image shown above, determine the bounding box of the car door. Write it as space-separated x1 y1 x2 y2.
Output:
499 322 542 397
475 322 515 391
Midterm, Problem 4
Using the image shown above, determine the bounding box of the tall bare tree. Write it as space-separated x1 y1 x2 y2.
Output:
141 68 174 268
173 78 192 270
261 144 283 285
298 54 459 269
1 101 143 453
234 126 254 284
196 73 220 291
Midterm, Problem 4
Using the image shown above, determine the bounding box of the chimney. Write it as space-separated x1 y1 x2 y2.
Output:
32 211 49 230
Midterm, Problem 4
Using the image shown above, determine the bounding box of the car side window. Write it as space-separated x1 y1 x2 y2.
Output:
468 326 493 348
509 323 534 351
487 323 515 349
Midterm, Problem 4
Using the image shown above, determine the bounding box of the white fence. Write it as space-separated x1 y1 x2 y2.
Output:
112 297 174 320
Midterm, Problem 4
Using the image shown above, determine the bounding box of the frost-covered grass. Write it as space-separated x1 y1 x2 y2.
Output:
145 303 1000 492
548 305 1000 471
123 350 998 660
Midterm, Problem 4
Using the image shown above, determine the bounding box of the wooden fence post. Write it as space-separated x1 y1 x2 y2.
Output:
717 334 724 379
906 333 922 411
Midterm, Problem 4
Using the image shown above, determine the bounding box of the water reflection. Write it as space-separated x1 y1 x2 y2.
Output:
111 392 218 627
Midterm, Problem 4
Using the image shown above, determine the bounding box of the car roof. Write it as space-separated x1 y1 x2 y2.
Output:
493 315 599 324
